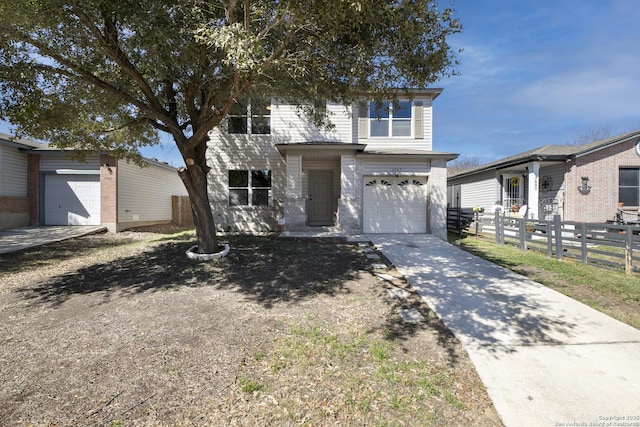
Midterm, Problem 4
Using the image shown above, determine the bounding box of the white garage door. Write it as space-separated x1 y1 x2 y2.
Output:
44 174 101 225
363 177 427 233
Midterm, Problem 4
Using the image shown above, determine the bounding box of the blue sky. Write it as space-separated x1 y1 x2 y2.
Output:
141 0 640 166
434 0 640 163
3 1 639 167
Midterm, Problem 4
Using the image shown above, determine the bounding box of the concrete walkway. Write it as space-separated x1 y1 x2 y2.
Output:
0 226 107 255
368 234 640 427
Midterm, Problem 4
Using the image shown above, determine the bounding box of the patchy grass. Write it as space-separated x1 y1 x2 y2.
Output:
0 230 500 426
240 321 476 426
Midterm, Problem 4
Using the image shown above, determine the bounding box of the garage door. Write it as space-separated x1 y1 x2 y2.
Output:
363 177 427 233
44 174 101 225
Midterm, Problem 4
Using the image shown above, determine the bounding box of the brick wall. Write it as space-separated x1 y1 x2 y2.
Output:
0 196 29 229
100 155 118 231
565 137 640 223
27 154 39 225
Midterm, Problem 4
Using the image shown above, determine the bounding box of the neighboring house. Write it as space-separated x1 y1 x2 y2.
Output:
206 89 457 239
447 130 640 223
0 133 188 231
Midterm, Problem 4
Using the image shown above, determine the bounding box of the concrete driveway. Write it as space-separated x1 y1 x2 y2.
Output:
0 226 106 255
368 234 640 427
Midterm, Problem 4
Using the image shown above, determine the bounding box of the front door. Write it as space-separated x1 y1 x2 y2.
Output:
503 175 524 211
307 170 334 225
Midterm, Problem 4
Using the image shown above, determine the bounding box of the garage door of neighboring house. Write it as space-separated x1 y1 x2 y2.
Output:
363 176 427 233
44 174 101 225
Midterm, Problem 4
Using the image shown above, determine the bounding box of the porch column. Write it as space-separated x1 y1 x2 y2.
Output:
527 161 540 219
283 154 306 230
430 158 448 239
338 154 360 233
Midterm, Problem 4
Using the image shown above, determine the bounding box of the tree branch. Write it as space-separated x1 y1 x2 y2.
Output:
69 2 175 127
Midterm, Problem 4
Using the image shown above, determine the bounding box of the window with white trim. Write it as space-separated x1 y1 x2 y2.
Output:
369 101 412 137
228 169 272 206
228 98 271 134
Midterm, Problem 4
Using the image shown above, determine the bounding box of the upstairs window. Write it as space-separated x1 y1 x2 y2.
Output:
228 169 272 206
369 101 412 137
228 98 271 134
619 167 639 206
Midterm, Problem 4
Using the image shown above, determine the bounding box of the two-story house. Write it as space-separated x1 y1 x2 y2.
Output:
206 89 457 239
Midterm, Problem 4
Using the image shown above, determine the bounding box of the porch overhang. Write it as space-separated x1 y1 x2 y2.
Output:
275 142 367 157
358 149 458 161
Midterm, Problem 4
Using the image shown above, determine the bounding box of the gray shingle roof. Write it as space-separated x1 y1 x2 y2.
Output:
449 129 640 179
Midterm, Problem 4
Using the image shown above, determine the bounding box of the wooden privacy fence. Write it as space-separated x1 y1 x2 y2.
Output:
172 195 194 227
492 214 640 275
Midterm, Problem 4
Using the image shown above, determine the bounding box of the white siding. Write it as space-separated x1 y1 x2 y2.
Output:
40 154 101 172
0 145 27 197
459 175 497 208
117 160 187 223
359 97 434 152
540 163 566 194
361 159 431 176
421 98 433 147
206 128 287 231
269 101 352 143
539 163 566 219
340 154 358 198
429 159 448 239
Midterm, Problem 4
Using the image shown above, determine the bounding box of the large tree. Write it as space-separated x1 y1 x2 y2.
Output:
0 0 460 253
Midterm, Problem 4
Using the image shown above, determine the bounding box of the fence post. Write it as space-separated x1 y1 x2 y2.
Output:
625 227 633 275
519 217 527 250
546 220 553 257
496 212 504 245
554 215 563 261
580 223 587 264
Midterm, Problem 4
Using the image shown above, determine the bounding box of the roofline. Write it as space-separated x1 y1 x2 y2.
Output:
0 133 48 149
572 130 640 158
275 143 367 156
355 88 444 100
449 154 568 180
358 151 458 161
0 133 180 170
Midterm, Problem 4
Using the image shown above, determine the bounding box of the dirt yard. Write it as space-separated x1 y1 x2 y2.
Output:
0 228 501 426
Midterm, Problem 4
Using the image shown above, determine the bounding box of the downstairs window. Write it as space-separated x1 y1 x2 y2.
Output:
228 169 272 206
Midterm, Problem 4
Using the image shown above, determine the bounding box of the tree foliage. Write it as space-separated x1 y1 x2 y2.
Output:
0 0 461 252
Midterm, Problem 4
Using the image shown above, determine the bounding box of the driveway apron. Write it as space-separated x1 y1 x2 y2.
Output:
0 226 106 254
368 234 640 427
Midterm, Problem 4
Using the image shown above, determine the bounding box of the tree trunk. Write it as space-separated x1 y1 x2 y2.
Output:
177 165 218 254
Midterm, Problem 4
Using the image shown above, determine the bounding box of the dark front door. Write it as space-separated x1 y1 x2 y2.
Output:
307 170 334 225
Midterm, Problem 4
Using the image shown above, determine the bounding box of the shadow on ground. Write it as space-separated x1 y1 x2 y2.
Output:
17 235 367 309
